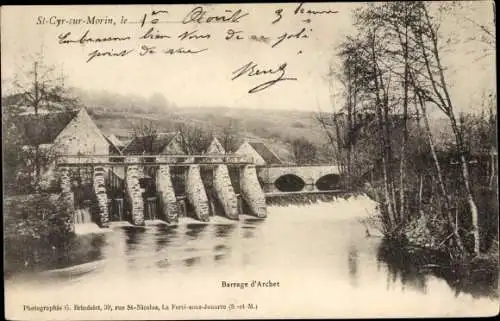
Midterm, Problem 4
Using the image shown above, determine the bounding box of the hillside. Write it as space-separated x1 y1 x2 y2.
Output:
2 88 457 163
88 107 333 163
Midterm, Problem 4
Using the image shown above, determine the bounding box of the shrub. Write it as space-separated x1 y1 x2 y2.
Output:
4 193 74 274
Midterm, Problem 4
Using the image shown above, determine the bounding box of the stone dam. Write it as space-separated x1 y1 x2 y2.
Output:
56 154 342 228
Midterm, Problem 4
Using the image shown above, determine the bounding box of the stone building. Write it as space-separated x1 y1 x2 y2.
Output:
234 141 282 166
10 107 116 187
12 108 113 155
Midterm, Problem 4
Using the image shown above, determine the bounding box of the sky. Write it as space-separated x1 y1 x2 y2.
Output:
1 2 496 113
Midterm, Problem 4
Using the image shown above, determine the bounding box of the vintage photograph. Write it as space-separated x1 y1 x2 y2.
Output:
2 2 498 319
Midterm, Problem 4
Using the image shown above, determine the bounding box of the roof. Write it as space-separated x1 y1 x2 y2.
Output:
106 134 124 147
103 135 122 155
122 132 179 154
11 110 79 145
247 141 282 164
206 137 225 154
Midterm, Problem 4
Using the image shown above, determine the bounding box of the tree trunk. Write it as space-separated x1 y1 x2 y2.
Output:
332 114 348 185
391 181 398 223
449 114 481 255
316 113 341 170
489 148 496 188
384 98 397 223
382 155 394 228
346 63 353 189
346 147 352 189
34 145 40 192
417 93 465 253
378 101 395 228
369 31 395 228
34 61 39 115
418 174 424 216
418 3 478 255
399 11 409 223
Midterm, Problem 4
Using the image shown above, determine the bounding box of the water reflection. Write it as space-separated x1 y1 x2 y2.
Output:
214 224 236 238
243 217 265 225
5 198 498 317
154 225 178 251
124 226 146 253
156 258 170 269
214 244 229 252
184 256 201 267
185 224 208 239
376 238 498 298
54 233 105 270
214 253 227 261
242 230 254 239
347 244 358 288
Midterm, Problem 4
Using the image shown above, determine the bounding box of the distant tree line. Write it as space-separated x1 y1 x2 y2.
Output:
73 88 174 114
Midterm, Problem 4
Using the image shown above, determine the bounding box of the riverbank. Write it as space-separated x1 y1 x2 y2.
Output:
377 237 499 299
357 181 499 299
361 186 499 299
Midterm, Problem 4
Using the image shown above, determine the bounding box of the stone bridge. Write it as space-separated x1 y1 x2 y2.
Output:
257 165 342 193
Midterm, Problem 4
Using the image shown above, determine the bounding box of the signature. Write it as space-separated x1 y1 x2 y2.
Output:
231 61 297 94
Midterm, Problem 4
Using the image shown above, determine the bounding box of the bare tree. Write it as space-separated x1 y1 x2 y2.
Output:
130 120 159 154
3 51 80 192
315 65 349 182
176 123 211 155
218 119 240 153
412 78 465 253
8 52 79 115
326 1 494 256
291 138 317 165
410 2 481 255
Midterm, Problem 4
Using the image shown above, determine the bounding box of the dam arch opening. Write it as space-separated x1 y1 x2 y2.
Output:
274 174 306 192
315 174 341 191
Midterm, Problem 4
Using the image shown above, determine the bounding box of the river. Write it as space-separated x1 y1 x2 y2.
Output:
4 195 498 319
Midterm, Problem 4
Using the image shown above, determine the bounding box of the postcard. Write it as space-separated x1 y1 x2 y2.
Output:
2 2 498 320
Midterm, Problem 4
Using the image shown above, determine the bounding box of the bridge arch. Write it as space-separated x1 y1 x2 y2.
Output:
274 174 305 192
315 174 341 191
